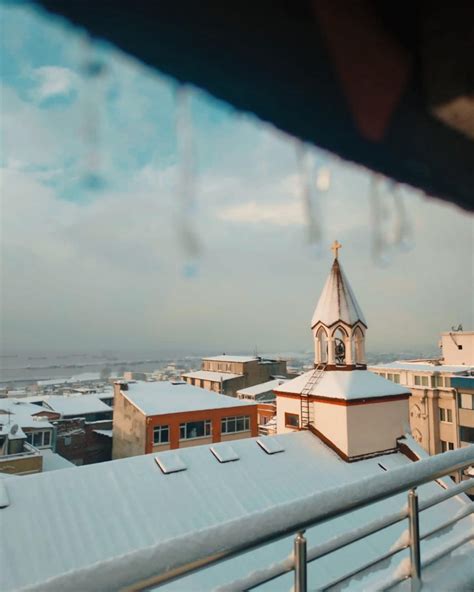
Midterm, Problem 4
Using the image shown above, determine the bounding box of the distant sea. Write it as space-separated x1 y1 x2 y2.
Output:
0 352 202 386
0 348 439 387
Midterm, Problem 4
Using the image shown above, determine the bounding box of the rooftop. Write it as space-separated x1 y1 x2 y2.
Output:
122 381 256 416
40 449 76 472
237 378 288 397
0 400 54 433
203 355 259 363
276 369 410 400
182 370 242 382
311 258 367 329
28 395 112 417
369 361 474 374
1 431 472 591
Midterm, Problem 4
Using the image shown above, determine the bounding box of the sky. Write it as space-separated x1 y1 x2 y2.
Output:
0 2 473 356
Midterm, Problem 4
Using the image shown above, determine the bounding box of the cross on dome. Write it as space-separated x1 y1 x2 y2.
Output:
331 240 342 259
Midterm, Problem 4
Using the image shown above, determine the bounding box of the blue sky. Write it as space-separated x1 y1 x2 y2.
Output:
1 2 473 355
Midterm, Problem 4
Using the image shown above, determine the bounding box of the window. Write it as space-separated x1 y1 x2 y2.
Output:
26 429 52 448
439 408 453 423
440 440 454 452
221 415 250 434
458 345 463 350
459 393 474 410
153 425 169 445
387 373 393 381
436 376 444 388
393 374 400 384
460 426 474 443
179 420 211 440
414 375 429 387
285 413 300 429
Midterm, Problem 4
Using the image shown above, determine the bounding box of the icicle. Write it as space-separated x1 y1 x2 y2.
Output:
80 36 107 191
176 84 201 277
295 141 323 256
369 174 392 266
390 182 415 252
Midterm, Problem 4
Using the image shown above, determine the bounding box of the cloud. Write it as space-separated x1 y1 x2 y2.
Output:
218 199 304 226
31 66 80 104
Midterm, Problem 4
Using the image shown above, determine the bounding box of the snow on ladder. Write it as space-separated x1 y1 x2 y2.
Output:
300 363 326 429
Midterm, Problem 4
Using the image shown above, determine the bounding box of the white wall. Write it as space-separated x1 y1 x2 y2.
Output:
276 396 302 433
346 399 408 457
441 332 474 365
312 401 348 455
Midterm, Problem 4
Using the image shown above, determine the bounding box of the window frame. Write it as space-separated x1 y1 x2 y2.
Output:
179 420 212 441
440 440 455 452
285 412 300 429
459 392 474 410
26 429 52 449
221 415 250 434
439 408 453 423
153 425 170 445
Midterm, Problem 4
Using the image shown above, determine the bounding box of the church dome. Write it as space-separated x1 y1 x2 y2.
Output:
311 258 367 329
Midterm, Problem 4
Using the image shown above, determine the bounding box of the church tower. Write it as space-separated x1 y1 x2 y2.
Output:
312 241 367 368
275 242 410 461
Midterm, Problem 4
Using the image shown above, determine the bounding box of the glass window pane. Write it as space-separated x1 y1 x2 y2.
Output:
33 432 42 447
43 431 51 446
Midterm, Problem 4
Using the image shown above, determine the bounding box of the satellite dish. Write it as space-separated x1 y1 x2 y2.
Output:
9 424 19 436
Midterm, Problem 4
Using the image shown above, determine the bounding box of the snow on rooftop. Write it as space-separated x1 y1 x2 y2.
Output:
182 370 242 382
0 432 472 592
40 449 76 472
311 259 367 328
0 400 54 430
237 379 288 397
123 381 256 416
276 370 410 400
369 361 473 374
203 355 259 363
38 395 112 417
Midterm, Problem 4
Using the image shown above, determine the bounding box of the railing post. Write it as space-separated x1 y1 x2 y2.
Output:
294 530 307 592
408 488 422 591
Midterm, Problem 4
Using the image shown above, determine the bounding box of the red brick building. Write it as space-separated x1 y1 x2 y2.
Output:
112 381 258 459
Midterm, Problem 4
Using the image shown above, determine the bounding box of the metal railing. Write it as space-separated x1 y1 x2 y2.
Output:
122 446 474 592
31 447 474 592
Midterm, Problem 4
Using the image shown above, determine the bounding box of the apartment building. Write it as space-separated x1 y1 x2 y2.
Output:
112 380 258 459
182 355 287 396
369 330 474 455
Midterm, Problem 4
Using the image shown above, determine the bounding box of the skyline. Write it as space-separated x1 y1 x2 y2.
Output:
1 3 473 356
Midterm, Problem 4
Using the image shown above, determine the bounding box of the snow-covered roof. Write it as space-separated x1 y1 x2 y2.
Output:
123 381 255 416
40 449 76 472
369 361 473 374
276 370 410 400
37 395 112 417
0 400 54 432
93 429 113 438
311 259 367 328
237 379 288 397
1 432 472 592
203 355 258 363
182 370 242 382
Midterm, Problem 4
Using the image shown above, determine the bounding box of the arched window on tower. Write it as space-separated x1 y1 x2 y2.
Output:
353 326 365 365
333 327 348 365
316 327 328 363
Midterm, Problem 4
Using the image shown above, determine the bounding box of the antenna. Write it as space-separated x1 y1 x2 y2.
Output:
9 424 19 436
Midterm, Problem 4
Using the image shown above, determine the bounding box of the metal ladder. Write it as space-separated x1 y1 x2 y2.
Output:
300 363 326 428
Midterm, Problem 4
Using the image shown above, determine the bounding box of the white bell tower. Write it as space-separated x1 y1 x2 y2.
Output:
311 241 367 369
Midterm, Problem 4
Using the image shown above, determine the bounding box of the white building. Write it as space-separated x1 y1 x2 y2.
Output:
369 330 474 456
275 249 410 461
